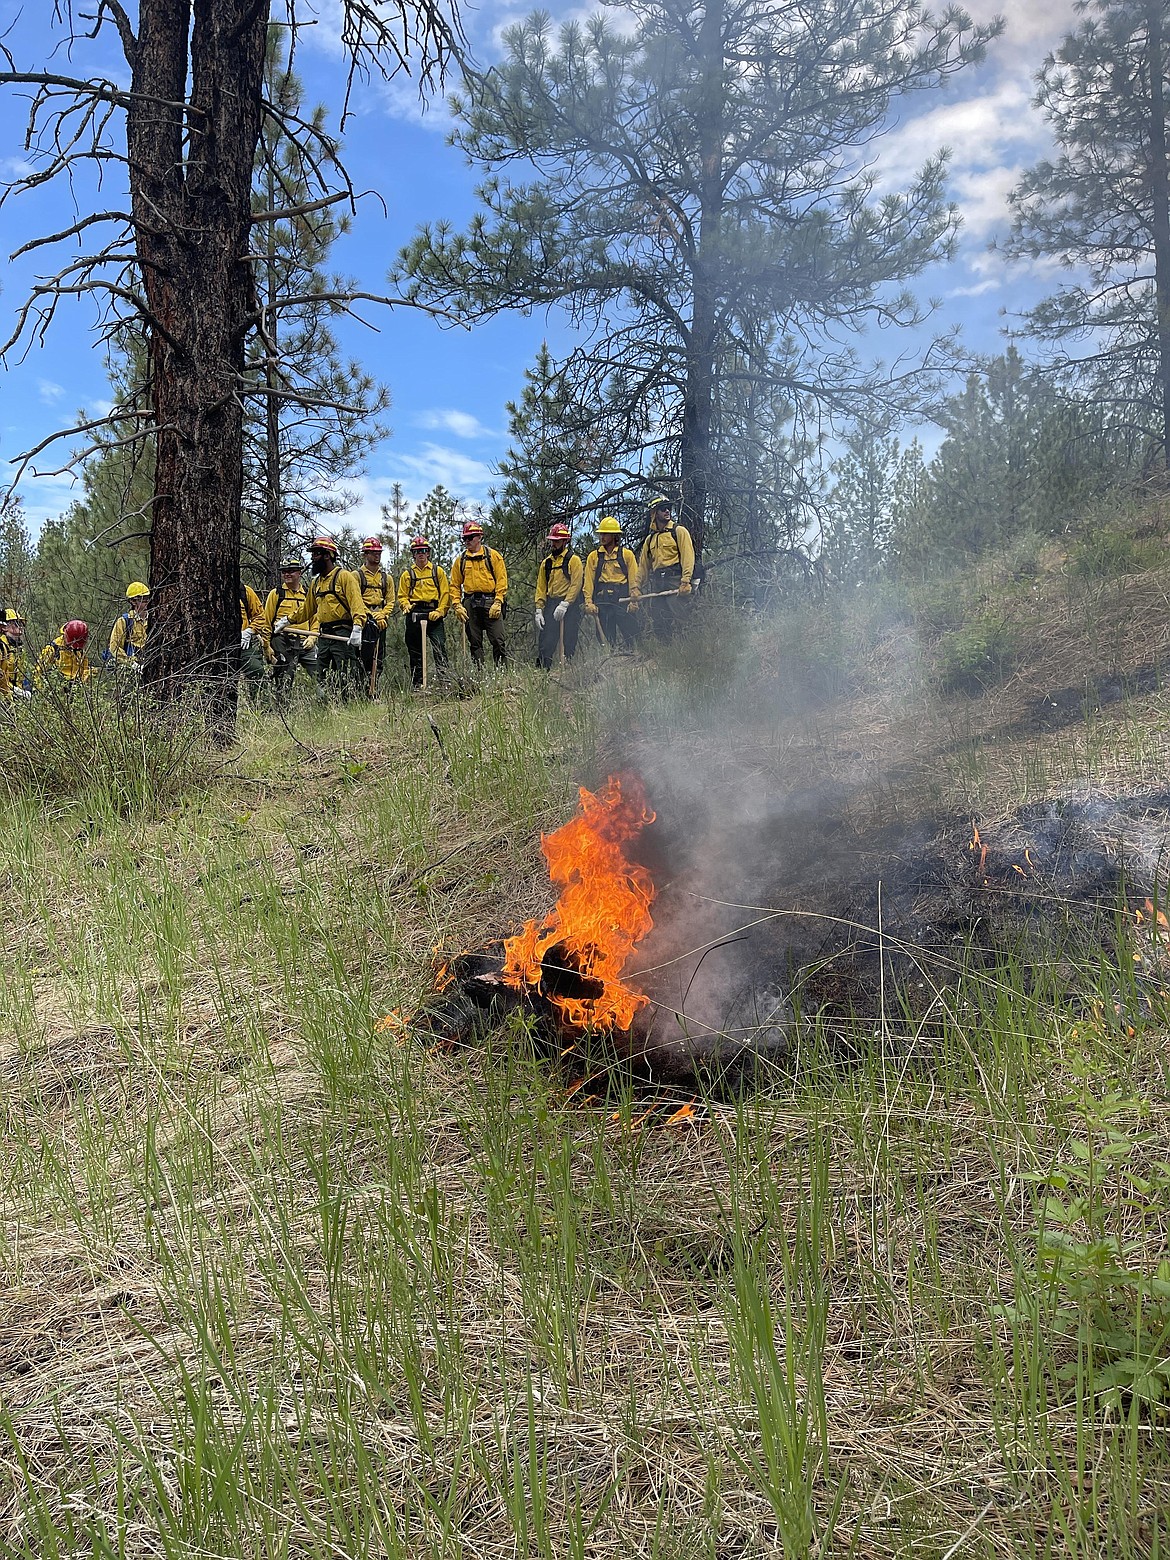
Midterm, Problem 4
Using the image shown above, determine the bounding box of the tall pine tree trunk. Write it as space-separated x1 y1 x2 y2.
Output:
130 0 270 739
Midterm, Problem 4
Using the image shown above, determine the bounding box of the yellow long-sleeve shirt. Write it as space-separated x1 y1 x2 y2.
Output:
449 547 507 605
638 521 695 587
107 611 148 664
0 638 27 698
240 585 266 633
535 550 584 607
584 545 640 604
305 565 368 630
262 584 316 633
35 633 93 685
355 564 395 625
397 561 450 617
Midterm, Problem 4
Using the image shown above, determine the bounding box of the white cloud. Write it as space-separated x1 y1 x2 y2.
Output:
964 0 1080 55
37 379 65 404
397 442 495 495
947 277 1001 300
416 407 495 439
951 163 1026 240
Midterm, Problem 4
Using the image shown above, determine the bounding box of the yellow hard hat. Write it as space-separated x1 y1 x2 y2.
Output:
647 494 672 511
4 608 24 623
598 516 621 535
126 581 150 599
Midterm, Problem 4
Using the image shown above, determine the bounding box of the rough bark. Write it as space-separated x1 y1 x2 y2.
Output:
128 1 269 737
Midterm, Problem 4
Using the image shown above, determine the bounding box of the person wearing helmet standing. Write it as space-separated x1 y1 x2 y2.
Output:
304 535 367 700
449 519 508 668
354 537 394 694
397 536 450 687
263 559 318 702
534 522 584 669
637 496 695 642
239 580 271 698
584 517 641 649
0 609 30 703
106 581 150 677
36 620 93 686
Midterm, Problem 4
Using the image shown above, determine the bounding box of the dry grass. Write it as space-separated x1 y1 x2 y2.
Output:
1 588 1168 1558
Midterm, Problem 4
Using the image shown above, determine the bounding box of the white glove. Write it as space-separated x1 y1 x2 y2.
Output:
131 659 144 675
240 629 253 650
13 686 32 701
534 609 545 631
347 624 362 648
553 600 568 622
274 616 290 633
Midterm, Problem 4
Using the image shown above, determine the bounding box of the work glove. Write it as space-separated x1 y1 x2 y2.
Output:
347 624 363 648
454 603 469 624
553 600 569 622
304 635 318 651
534 609 545 631
678 581 692 596
626 599 639 614
375 611 388 630
585 602 599 617
13 686 32 701
240 629 253 650
427 609 442 623
130 659 144 675
488 600 503 621
274 616 290 633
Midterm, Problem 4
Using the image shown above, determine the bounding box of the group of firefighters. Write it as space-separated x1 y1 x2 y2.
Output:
0 496 696 704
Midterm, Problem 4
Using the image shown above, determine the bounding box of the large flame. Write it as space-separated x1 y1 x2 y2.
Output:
502 773 655 1031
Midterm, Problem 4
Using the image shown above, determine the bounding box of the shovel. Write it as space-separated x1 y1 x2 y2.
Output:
421 615 429 691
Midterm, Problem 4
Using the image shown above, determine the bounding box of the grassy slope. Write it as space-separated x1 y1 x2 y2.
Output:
1 535 1169 1559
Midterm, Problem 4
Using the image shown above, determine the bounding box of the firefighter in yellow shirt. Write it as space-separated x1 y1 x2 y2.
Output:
304 535 368 699
239 581 271 698
263 558 318 702
36 620 94 686
449 519 508 667
354 536 395 693
637 495 695 641
584 517 640 649
397 536 449 686
0 609 30 702
534 522 584 668
105 581 150 680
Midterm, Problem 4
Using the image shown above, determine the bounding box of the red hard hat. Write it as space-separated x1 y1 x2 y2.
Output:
310 535 338 552
361 536 383 552
461 519 483 538
409 535 431 551
63 620 89 649
548 523 571 542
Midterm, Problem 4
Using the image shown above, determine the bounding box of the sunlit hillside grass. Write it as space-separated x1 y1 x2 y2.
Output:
2 514 1170 1559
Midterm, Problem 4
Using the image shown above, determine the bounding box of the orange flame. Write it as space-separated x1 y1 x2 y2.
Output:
969 823 988 875
502 773 655 1031
1136 897 1169 930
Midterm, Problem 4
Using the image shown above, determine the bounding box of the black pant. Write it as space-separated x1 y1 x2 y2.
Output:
647 567 684 641
537 603 581 668
464 595 506 665
595 587 640 649
316 625 364 699
405 611 448 685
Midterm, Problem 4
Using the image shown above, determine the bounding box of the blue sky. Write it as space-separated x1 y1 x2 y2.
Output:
0 0 1079 537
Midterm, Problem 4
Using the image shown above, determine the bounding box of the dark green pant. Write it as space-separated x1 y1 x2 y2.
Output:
316 629 364 699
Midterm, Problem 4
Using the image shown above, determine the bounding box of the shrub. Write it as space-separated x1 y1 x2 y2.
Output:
1 680 221 813
937 616 1020 695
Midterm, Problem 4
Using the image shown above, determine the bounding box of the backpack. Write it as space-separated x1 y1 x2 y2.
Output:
357 566 390 607
457 548 499 589
539 550 579 595
102 611 139 665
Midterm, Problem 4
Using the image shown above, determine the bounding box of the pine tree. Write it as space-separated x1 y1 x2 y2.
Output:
488 344 586 559
245 33 391 587
1003 0 1170 464
398 0 1000 553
